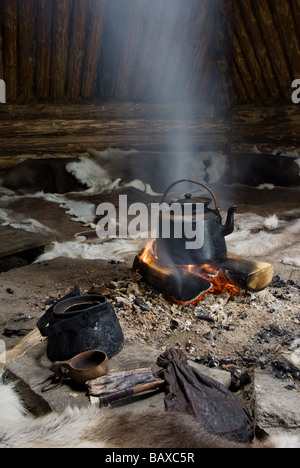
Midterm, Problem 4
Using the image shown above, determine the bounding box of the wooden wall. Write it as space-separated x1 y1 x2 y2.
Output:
1 0 300 170
0 0 231 108
233 0 300 103
0 102 232 169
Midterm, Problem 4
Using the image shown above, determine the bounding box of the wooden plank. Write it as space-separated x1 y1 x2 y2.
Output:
232 32 257 102
232 104 300 154
271 1 300 78
233 0 268 101
233 104 300 125
0 328 45 373
0 102 216 120
18 0 35 102
0 117 232 158
36 0 53 99
0 226 55 259
114 0 146 101
237 0 280 101
129 0 167 101
81 0 107 99
291 0 300 35
184 1 216 98
0 4 4 79
51 0 72 100
66 0 89 100
233 60 249 102
215 0 233 114
252 0 292 100
2 0 18 102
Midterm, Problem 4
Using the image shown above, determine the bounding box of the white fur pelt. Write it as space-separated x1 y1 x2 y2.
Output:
0 379 299 449
34 213 300 266
34 238 146 263
66 152 161 196
226 214 300 267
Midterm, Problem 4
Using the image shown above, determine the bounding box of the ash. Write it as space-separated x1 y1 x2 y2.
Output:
106 271 300 390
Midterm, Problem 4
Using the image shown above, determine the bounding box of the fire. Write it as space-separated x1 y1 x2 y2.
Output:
140 240 156 264
138 241 245 306
181 264 243 303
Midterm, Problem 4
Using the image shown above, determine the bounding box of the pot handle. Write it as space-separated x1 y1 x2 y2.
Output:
161 180 220 211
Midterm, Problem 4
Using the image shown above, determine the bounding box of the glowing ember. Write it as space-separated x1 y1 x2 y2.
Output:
180 265 243 304
138 241 245 306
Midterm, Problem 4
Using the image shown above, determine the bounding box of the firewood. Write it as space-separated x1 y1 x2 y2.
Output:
87 368 156 396
134 251 274 303
133 255 212 303
221 254 274 292
99 380 165 406
0 328 45 372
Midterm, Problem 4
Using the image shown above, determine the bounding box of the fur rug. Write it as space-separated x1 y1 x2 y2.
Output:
0 378 299 449
0 149 299 267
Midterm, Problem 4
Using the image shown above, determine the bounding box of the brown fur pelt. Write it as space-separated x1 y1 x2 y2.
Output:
0 380 298 449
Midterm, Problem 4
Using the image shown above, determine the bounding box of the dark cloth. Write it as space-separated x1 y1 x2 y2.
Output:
157 349 254 443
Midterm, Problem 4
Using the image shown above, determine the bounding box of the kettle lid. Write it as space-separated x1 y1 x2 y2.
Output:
180 193 212 207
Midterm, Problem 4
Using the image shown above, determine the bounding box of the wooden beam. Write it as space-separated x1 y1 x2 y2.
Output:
237 0 280 101
232 32 257 102
233 0 268 101
51 0 72 100
271 1 300 78
0 4 4 79
232 104 300 154
81 0 107 99
36 0 53 99
0 117 231 158
66 0 89 100
0 101 217 120
2 0 18 102
18 0 36 102
0 102 232 168
252 0 292 100
114 1 146 101
0 226 55 259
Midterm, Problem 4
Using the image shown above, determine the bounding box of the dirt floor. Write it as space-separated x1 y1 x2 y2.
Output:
0 255 299 396
0 182 299 408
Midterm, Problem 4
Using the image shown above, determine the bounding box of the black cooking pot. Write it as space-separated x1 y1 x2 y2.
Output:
154 180 237 265
37 287 124 362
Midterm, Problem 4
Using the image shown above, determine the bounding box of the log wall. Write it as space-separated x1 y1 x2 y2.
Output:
0 0 230 108
1 102 299 170
0 102 232 169
232 104 300 154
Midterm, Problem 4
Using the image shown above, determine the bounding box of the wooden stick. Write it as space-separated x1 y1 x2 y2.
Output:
99 380 165 406
87 368 155 396
0 328 45 373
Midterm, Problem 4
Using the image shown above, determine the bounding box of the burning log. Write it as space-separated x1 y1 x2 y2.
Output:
133 255 212 304
133 244 274 305
220 254 274 293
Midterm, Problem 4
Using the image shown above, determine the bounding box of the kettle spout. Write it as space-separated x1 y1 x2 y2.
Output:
221 206 237 237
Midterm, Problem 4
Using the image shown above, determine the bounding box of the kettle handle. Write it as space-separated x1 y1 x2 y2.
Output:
161 180 220 211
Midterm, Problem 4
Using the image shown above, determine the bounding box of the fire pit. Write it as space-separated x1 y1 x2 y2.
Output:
134 180 274 305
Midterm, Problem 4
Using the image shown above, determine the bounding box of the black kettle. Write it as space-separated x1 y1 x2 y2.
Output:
154 180 237 266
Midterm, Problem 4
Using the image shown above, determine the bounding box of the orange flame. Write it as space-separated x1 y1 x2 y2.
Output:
140 240 156 264
138 241 245 305
182 264 242 302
